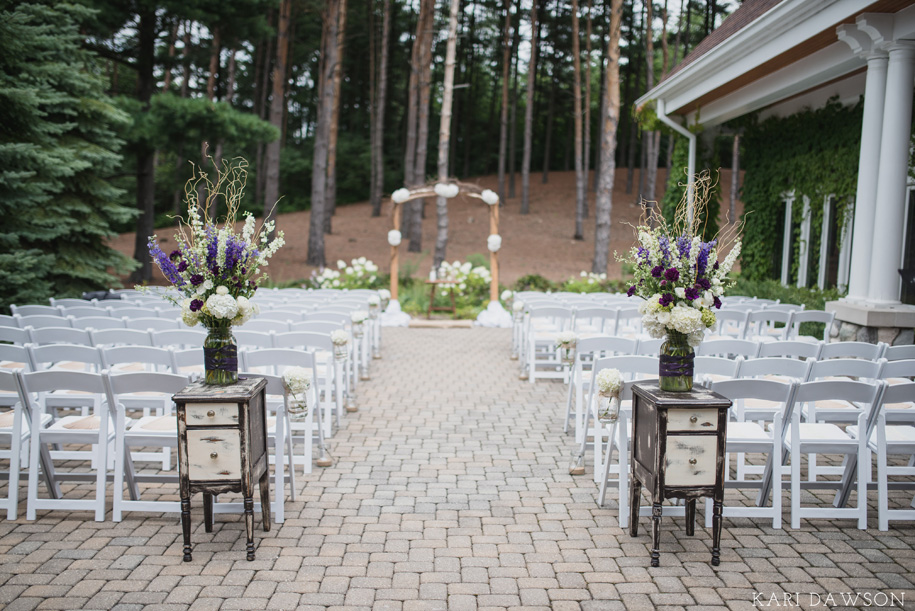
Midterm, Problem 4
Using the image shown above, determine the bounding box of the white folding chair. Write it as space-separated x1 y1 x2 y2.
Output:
743 310 793 342
708 379 797 528
234 330 276 350
783 380 886 529
818 341 886 361
63 306 112 319
150 329 206 349
0 327 29 345
125 317 180 332
694 355 742 387
272 333 341 432
697 338 760 359
708 310 749 339
27 326 91 346
847 382 915 530
571 307 618 337
635 337 663 356
757 340 822 360
525 306 574 383
885 345 915 362
91 328 154 347
244 319 291 334
22 370 113 521
11 305 62 317
71 316 126 331
787 310 835 343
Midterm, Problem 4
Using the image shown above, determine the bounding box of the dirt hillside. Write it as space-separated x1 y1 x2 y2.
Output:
111 168 742 287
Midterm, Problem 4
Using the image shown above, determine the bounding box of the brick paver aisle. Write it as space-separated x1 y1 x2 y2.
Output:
0 327 913 610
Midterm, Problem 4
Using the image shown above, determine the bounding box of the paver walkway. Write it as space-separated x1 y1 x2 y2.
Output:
1 327 914 610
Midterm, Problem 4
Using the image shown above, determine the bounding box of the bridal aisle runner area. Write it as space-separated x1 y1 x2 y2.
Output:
0 328 914 610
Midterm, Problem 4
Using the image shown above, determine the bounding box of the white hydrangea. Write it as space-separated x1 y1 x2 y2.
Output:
232 295 257 326
367 295 380 306
351 310 368 324
556 331 577 347
688 329 706 348
392 188 411 204
501 290 513 302
481 189 499 205
668 305 704 335
283 366 312 395
513 301 525 312
330 330 349 346
595 368 623 396
487 234 502 253
205 293 239 319
378 288 391 301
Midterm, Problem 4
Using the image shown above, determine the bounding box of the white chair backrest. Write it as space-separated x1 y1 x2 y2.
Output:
63 306 111 318
572 308 617 333
884 344 915 362
29 343 103 371
150 329 206 349
11 304 62 317
124 317 180 332
636 337 664 356
694 355 742 381
71 317 126 331
273 332 333 351
614 307 642 335
788 310 835 342
50 298 96 308
713 310 749 336
792 379 886 436
28 326 92 346
234 330 276 349
240 348 319 377
737 357 813 381
881 381 915 407
244 319 291 333
21 369 107 398
16 315 72 329
100 345 177 373
0 344 34 372
576 335 638 358
258 310 305 323
303 312 350 325
757 340 822 360
588 354 659 382
766 303 805 313
107 307 156 319
878 358 915 381
697 338 760 358
818 341 886 361
743 310 792 340
290 321 345 334
807 357 885 382
91 328 154 347
0 327 29 345
711 378 797 421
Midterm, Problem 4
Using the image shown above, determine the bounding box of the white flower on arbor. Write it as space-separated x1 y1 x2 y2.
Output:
487 234 502 253
434 183 459 198
388 230 402 247
481 189 499 205
392 188 410 204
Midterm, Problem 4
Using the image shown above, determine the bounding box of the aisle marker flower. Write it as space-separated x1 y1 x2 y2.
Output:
283 367 312 419
595 368 623 421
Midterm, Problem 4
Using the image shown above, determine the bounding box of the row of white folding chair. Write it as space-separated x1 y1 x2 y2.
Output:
712 308 835 343
5 368 301 523
2 312 181 331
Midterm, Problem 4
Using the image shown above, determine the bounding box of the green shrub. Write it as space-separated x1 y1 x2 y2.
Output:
513 274 557 292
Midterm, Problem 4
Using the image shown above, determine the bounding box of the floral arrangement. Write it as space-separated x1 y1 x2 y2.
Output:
367 295 381 318
311 257 381 290
378 288 391 309
330 330 349 346
512 300 525 320
282 366 311 418
437 260 492 300
147 159 284 330
350 310 368 325
556 331 577 349
622 172 741 348
595 367 623 421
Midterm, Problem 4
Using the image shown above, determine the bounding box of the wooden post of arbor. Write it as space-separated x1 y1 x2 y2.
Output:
390 202 401 301
490 203 499 303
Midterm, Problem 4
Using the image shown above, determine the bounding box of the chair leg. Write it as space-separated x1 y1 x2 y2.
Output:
597 423 616 507
791 429 801 529
26 410 43 521
617 420 629 530
563 370 575 434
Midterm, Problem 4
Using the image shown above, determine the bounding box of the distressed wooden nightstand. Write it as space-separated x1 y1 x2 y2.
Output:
629 381 731 567
173 377 270 562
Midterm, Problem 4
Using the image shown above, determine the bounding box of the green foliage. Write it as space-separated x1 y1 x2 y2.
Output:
738 98 862 281
562 272 612 294
513 274 558 293
465 252 490 270
0 1 137 310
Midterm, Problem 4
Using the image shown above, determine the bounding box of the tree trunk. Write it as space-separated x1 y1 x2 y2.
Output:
369 0 377 215
265 0 292 240
683 0 693 61
402 0 423 237
591 0 623 274
520 0 538 215
408 0 434 252
163 21 178 91
582 0 592 217
644 0 658 206
371 0 391 217
214 47 237 169
434 0 461 268
646 0 668 205
173 21 193 215
541 66 556 184
730 133 739 221
324 0 347 234
508 12 521 199
130 8 157 283
461 3 477 178
625 2 643 194
672 0 686 67
307 0 342 266
572 0 585 240
206 26 220 101
497 0 513 203
594 8 609 193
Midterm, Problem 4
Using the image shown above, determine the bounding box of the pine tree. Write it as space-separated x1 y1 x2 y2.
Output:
0 1 136 310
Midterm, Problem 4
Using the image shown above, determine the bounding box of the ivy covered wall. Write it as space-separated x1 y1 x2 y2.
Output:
738 98 863 282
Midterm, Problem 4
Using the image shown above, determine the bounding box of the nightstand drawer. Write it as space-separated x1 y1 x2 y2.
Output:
187 430 241 480
664 435 717 486
668 408 718 432
185 402 239 427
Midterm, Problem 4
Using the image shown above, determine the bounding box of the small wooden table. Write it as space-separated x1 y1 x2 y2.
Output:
629 382 731 567
425 280 457 319
173 377 270 562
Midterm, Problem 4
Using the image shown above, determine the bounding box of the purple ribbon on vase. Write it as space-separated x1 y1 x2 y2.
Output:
204 345 238 372
659 352 694 377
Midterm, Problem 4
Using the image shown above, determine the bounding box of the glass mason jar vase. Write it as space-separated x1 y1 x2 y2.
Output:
659 330 694 392
560 343 576 366
598 392 620 422
287 398 308 422
203 324 238 385
333 342 348 361
352 321 365 339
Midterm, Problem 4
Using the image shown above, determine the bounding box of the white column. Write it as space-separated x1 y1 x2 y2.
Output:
797 196 811 289
817 197 831 291
781 196 793 287
868 43 915 304
846 52 888 301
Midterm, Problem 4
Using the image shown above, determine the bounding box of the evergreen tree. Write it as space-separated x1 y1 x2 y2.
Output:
0 1 136 310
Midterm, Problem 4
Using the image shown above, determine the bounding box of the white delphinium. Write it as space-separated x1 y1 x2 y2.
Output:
481 189 499 205
241 213 257 242
719 241 742 276
487 234 502 253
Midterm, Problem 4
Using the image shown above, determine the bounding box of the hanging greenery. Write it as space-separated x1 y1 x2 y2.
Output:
738 98 862 282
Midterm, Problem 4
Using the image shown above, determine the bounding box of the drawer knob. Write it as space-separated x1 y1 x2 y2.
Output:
207 410 216 418
210 452 218 460
689 458 698 465
689 415 698 423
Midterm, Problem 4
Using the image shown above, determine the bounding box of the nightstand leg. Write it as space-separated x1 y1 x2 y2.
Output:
203 493 214 533
259 471 271 533
711 500 723 566
650 502 663 567
629 480 641 537
181 498 192 562
685 499 696 536
244 496 255 561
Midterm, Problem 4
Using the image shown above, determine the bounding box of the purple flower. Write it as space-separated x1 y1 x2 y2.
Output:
190 274 204 286
176 260 188 273
713 296 722 309
660 280 667 287
169 249 182 261
697 277 711 290
190 299 203 312
659 293 674 308
651 265 664 278
664 268 679 282
627 285 636 297
148 239 186 288
697 239 716 275
685 287 700 301
658 236 671 266
677 236 691 259
713 261 720 270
